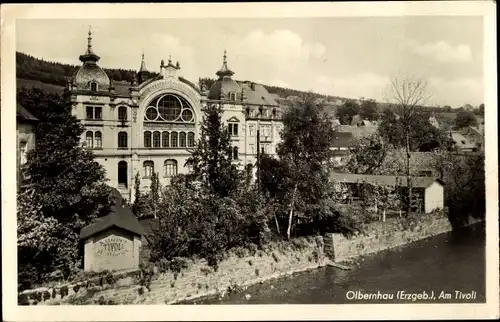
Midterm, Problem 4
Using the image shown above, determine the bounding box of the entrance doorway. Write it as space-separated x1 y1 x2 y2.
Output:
118 161 128 188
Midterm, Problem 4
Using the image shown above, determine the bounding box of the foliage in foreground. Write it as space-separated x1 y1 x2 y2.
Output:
17 88 112 291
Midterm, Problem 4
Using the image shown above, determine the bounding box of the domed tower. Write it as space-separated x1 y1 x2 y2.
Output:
208 51 241 101
71 27 110 92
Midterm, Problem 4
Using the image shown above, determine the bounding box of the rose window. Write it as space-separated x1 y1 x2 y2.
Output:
144 94 195 123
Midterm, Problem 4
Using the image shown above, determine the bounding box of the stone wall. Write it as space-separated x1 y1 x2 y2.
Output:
20 212 469 305
325 212 453 263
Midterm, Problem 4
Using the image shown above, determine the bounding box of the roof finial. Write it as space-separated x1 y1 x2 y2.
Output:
87 25 92 52
139 50 147 72
216 49 234 78
168 55 172 65
79 25 100 63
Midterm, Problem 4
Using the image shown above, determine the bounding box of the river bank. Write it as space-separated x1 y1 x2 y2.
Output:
20 212 482 305
185 221 486 304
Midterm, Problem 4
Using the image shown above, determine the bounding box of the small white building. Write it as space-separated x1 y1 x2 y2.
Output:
330 173 445 214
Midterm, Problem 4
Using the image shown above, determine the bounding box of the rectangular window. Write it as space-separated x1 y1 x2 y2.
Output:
86 106 94 119
249 144 255 154
249 125 255 137
228 123 238 136
94 106 102 120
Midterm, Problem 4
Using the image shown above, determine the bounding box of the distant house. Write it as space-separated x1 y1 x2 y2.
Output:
338 124 378 139
450 131 477 153
429 115 440 129
330 173 445 213
17 103 39 187
330 131 354 164
458 126 484 152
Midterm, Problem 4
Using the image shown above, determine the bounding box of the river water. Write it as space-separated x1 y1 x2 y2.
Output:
184 222 486 304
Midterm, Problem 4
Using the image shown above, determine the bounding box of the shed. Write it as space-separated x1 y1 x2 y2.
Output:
80 188 144 272
330 173 445 213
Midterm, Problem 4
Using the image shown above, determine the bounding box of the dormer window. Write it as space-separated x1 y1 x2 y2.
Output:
259 106 263 116
272 108 277 118
229 92 236 101
90 81 98 91
246 107 251 117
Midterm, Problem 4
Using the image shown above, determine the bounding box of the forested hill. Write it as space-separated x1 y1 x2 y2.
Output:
17 51 339 101
16 52 136 88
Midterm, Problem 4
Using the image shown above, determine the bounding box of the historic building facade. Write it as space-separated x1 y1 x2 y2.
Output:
67 30 284 201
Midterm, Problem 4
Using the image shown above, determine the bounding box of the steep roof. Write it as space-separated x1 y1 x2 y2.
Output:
17 104 38 123
450 131 475 149
238 81 279 106
331 131 353 148
79 188 144 240
338 124 378 139
330 173 444 188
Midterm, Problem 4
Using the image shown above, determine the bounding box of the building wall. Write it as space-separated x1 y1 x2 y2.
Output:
83 227 141 272
17 122 37 187
424 181 444 213
72 77 283 202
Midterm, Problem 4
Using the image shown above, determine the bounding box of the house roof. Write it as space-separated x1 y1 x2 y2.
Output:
17 104 38 123
332 131 353 148
330 173 444 188
451 131 475 149
79 188 144 240
338 124 378 139
238 81 279 106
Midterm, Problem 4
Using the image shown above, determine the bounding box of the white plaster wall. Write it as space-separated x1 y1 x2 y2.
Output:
424 182 444 213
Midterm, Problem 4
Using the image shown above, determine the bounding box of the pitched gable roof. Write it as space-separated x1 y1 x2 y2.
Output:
330 173 444 188
17 104 39 123
79 188 144 240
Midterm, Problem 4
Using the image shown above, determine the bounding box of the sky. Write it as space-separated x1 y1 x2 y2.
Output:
16 17 484 108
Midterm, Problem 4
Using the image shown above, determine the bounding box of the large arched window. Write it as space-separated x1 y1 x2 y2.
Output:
171 132 178 147
94 131 102 148
144 131 152 148
162 131 169 147
86 131 93 148
143 161 154 178
188 132 195 147
144 94 195 123
118 106 127 121
118 132 128 148
179 132 187 147
153 131 161 148
164 159 178 177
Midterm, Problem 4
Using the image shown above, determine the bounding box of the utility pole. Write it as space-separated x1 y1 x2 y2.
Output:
256 120 261 193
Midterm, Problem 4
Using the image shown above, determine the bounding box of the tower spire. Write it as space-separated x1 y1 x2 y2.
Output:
79 25 100 64
216 49 234 78
139 50 147 72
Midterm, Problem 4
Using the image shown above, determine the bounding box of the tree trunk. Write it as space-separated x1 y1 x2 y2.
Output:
405 130 412 217
274 214 281 235
382 209 386 222
287 184 298 240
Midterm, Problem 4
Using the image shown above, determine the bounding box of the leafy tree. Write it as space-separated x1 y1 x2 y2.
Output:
478 103 484 116
132 172 147 217
187 103 242 198
17 88 111 289
455 110 478 129
430 151 485 227
343 133 394 175
359 99 379 121
276 98 359 238
336 99 360 125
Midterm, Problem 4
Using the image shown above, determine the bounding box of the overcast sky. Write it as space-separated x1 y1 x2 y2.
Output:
16 17 483 107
